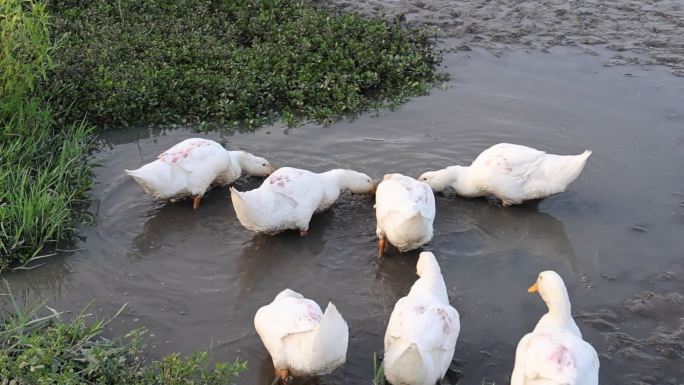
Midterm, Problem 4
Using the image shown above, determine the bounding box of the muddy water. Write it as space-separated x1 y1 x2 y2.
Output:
4 48 684 384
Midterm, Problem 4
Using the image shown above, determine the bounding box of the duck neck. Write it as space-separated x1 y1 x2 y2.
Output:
537 294 580 336
319 169 348 201
450 166 479 197
409 272 448 303
228 151 245 176
546 298 572 320
320 169 350 190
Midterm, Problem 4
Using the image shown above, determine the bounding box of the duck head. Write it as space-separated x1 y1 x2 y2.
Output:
331 169 374 194
418 167 456 192
238 152 276 176
528 270 571 310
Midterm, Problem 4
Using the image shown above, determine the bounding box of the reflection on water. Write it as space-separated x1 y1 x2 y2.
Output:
2 48 684 384
466 199 577 272
234 224 329 308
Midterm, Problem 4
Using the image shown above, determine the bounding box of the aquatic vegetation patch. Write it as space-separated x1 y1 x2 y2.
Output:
0 290 246 384
0 0 93 269
48 0 446 128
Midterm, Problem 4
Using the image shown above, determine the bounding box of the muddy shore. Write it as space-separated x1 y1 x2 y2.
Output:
327 0 684 76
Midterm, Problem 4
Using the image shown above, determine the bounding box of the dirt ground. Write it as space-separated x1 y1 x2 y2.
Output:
326 0 684 76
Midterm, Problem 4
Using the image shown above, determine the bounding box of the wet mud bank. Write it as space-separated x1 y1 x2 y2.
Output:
327 0 684 76
577 272 684 385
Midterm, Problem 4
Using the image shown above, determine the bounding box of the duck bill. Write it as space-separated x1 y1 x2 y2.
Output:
527 282 539 293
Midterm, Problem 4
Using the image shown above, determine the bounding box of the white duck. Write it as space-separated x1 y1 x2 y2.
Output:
418 143 592 206
511 271 600 385
125 138 274 209
254 289 349 383
230 167 373 235
375 173 435 257
383 251 460 385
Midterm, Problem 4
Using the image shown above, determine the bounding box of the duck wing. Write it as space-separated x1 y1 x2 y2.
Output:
157 138 226 173
255 292 322 344
472 143 546 182
386 296 459 352
261 167 322 206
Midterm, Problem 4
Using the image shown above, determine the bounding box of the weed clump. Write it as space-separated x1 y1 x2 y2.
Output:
0 290 246 384
48 0 446 128
0 0 92 269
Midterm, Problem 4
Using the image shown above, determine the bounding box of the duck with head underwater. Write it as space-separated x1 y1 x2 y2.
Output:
125 138 274 209
418 143 591 206
254 289 349 384
383 251 460 385
230 166 374 235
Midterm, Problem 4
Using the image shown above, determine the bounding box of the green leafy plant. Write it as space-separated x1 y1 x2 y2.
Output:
48 0 447 129
0 283 247 384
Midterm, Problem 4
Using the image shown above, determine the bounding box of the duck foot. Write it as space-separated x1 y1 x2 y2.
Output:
192 196 201 209
486 195 504 207
299 229 308 237
276 368 291 385
378 238 386 257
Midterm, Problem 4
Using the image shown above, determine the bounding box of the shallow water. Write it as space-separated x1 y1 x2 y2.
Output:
4 47 684 384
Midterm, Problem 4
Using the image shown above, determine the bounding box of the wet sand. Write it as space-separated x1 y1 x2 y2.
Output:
327 0 684 76
3 48 684 384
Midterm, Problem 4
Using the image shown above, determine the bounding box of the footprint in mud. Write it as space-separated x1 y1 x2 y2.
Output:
575 288 684 385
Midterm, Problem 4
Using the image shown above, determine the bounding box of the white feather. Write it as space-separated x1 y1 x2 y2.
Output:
231 167 373 234
419 143 591 205
254 289 348 376
125 138 273 201
511 271 600 385
384 252 460 385
375 173 435 252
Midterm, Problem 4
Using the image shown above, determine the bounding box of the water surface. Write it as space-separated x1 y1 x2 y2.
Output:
4 48 684 384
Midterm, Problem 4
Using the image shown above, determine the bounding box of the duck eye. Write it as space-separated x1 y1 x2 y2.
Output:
262 163 266 166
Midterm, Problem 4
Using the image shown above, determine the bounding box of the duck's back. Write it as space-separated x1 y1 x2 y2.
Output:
127 138 231 199
470 144 544 195
384 295 460 385
255 291 347 376
376 174 435 250
255 295 322 365
261 168 322 204
376 174 435 220
471 143 591 202
513 328 599 385
231 167 325 232
158 138 230 178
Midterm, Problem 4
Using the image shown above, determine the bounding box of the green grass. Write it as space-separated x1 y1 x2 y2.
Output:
0 285 247 384
373 352 385 385
48 0 446 128
0 0 93 269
